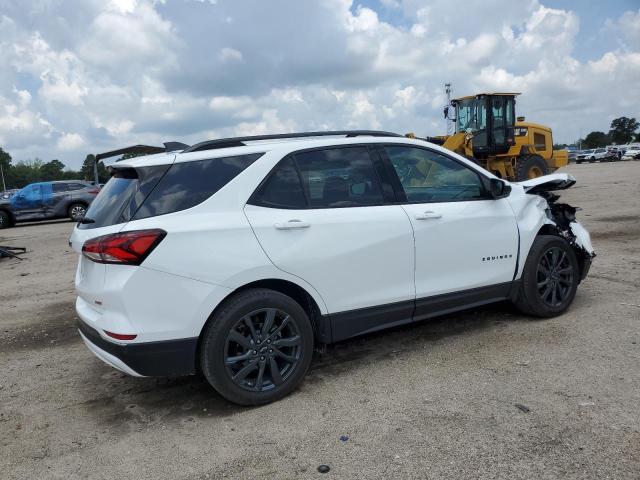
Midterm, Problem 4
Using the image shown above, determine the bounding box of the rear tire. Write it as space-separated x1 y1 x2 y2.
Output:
68 203 87 222
0 210 10 229
200 288 314 405
513 235 579 318
515 154 549 181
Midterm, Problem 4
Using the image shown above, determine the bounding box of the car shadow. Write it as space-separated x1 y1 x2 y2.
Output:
12 219 73 229
77 301 520 425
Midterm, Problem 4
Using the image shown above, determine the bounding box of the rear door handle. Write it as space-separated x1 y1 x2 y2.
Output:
274 219 310 230
415 211 442 220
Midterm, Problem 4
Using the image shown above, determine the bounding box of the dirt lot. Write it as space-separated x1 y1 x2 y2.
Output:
1 162 639 479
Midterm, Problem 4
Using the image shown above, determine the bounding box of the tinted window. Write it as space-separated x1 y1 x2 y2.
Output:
250 157 306 209
294 147 383 208
132 153 262 220
52 183 67 193
385 146 486 202
67 183 85 191
80 165 160 229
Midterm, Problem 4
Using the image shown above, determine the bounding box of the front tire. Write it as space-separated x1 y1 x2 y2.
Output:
200 288 314 405
513 235 580 318
0 210 10 229
515 154 549 181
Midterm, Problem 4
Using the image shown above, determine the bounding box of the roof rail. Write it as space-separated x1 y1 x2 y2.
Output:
182 130 402 153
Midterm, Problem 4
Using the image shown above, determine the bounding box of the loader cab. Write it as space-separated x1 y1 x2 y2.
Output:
453 93 517 157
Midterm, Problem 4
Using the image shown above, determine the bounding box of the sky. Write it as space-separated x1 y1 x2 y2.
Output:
0 0 639 170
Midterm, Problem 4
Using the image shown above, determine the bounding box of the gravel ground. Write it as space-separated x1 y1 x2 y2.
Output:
1 161 639 479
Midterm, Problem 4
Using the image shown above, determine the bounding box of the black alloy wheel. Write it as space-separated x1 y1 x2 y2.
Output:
200 288 314 405
512 235 580 318
224 308 302 392
536 246 574 307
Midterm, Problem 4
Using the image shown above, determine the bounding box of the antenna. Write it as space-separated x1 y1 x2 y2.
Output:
445 83 454 135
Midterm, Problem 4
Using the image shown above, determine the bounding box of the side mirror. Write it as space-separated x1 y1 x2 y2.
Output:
489 178 511 199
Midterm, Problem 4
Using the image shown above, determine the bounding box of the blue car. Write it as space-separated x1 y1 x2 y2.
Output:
0 180 100 229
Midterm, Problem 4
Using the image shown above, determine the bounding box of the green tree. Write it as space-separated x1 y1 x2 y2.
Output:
583 131 610 148
608 116 638 145
79 154 108 183
40 159 66 180
0 147 12 191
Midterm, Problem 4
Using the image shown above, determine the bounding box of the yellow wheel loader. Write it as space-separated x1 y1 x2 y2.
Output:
415 93 568 181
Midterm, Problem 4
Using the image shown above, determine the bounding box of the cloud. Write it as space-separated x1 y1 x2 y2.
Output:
0 0 638 168
56 132 85 151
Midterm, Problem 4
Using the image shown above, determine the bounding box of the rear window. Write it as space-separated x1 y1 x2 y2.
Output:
80 153 261 229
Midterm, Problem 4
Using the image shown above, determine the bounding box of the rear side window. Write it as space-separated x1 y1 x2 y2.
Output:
250 157 306 209
67 183 85 191
80 153 261 229
52 183 67 193
132 153 262 220
295 147 383 208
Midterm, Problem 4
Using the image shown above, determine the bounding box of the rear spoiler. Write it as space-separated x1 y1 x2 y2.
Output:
93 142 189 183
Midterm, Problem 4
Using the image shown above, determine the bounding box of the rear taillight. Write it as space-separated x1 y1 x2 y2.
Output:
87 188 100 195
82 229 166 265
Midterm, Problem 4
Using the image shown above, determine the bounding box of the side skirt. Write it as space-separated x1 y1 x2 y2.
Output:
325 282 512 343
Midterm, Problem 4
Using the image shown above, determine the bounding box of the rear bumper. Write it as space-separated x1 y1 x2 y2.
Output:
77 319 198 377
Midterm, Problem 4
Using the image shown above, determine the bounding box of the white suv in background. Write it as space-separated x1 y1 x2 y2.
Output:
70 131 595 405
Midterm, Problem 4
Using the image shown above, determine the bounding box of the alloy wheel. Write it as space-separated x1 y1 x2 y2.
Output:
71 205 86 220
224 308 302 392
536 247 574 307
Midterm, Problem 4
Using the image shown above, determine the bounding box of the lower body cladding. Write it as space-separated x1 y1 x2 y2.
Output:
78 319 197 376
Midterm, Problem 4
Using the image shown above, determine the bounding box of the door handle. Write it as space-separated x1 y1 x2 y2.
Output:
415 211 442 220
274 219 310 230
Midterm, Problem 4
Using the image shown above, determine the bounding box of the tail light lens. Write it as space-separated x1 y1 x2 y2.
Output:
87 187 100 195
104 331 137 341
82 229 166 265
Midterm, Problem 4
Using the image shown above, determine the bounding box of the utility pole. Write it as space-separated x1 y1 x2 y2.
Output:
445 83 454 135
0 162 6 192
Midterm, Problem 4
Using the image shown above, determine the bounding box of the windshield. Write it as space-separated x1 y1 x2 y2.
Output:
456 98 487 133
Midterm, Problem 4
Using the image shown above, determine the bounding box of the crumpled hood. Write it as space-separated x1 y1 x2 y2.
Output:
515 173 576 193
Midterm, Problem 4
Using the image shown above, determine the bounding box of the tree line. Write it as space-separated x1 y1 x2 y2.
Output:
0 149 109 191
555 116 640 150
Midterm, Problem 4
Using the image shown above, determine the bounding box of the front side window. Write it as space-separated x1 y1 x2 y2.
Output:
294 147 384 208
385 146 486 202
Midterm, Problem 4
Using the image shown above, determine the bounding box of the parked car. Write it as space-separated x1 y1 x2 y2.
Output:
1 189 18 200
606 146 623 161
0 180 99 229
622 146 640 160
568 150 578 162
70 131 595 405
576 148 610 163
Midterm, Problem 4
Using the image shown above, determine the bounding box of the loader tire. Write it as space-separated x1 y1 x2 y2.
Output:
515 154 549 181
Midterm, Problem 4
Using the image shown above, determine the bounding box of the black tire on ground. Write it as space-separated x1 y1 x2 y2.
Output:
513 235 580 318
67 203 87 222
0 210 10 229
576 160 583 164
515 154 549 181
200 288 314 406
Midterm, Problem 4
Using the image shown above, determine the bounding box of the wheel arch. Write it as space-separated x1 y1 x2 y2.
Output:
195 278 331 373
0 208 16 227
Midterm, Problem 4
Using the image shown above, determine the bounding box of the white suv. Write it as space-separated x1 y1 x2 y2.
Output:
70 131 595 405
